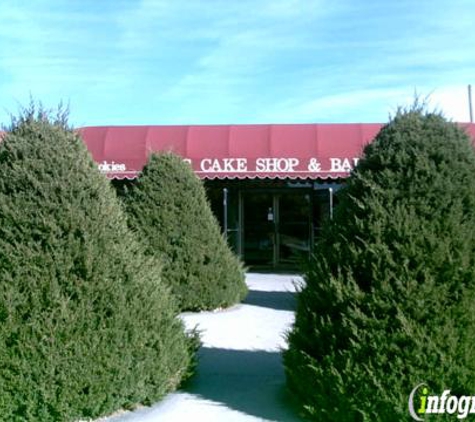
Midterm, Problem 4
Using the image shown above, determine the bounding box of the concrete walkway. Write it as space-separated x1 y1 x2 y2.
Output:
100 273 304 422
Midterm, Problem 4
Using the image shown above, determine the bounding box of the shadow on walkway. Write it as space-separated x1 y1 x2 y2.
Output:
183 347 303 421
242 290 297 312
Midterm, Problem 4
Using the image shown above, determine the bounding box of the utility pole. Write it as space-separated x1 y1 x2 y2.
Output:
469 84 474 123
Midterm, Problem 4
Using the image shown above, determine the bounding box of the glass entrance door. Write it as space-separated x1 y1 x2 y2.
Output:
242 192 276 266
242 190 312 268
278 192 311 266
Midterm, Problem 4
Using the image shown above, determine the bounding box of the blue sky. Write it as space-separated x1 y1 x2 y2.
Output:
0 0 474 127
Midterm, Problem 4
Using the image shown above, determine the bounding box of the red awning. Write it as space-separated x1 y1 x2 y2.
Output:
1 123 474 180
77 122 475 180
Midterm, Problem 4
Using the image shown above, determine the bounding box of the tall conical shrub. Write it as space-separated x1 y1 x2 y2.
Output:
0 106 196 421
122 152 247 311
284 107 475 421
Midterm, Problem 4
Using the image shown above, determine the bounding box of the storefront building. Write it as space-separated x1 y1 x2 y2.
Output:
79 123 475 269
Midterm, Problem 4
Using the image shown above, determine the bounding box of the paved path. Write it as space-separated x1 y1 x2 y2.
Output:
101 273 304 422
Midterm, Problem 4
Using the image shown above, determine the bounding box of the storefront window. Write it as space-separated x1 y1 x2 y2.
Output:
205 179 343 269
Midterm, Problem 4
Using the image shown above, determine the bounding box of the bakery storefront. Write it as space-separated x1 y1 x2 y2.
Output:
78 123 475 269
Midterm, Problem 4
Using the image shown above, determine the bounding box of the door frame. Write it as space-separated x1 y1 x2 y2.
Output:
238 188 313 269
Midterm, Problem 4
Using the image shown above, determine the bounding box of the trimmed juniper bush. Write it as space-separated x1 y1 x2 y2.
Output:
0 105 197 421
284 106 475 421
122 152 247 311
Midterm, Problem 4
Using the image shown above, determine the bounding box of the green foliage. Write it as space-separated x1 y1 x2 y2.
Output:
0 106 197 421
122 152 247 311
284 107 475 421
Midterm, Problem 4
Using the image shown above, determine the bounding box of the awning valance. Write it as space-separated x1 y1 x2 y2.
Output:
78 123 475 180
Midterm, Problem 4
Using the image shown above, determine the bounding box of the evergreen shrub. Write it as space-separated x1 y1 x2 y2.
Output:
122 152 247 311
284 107 475 421
0 106 197 421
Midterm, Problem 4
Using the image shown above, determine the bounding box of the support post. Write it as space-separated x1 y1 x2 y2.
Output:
223 188 228 238
329 187 334 220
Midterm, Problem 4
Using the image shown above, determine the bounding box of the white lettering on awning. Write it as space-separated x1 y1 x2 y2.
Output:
98 161 127 172
196 157 359 174
255 158 299 172
330 158 353 172
200 158 248 172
